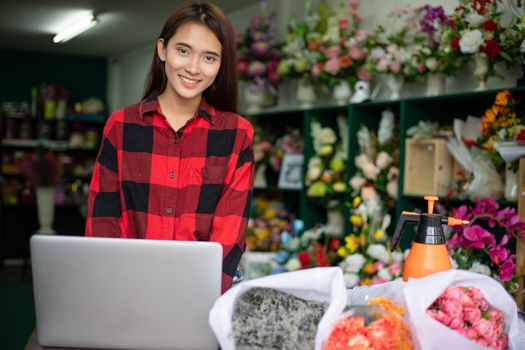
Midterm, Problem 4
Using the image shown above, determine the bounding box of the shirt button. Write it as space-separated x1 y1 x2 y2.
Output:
170 171 175 178
172 138 178 144
167 207 173 214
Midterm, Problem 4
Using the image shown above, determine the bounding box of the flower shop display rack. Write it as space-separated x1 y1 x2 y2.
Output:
247 86 525 250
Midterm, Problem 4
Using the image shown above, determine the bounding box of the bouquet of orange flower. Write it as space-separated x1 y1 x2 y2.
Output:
323 297 414 350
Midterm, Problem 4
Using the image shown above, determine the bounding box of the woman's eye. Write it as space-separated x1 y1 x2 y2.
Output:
177 47 189 55
204 55 216 63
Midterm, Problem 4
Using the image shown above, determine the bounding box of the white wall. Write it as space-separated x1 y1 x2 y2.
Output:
107 0 520 113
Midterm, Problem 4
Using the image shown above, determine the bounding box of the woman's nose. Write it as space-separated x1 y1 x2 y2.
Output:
184 56 200 75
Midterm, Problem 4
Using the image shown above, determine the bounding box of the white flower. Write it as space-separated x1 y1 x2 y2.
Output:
386 180 398 199
357 127 371 155
466 13 485 26
363 162 380 180
355 154 370 170
306 166 322 182
391 251 404 263
343 272 360 288
450 257 458 269
425 57 438 71
469 262 491 275
284 258 301 271
361 186 378 202
343 253 366 273
289 237 300 251
459 30 483 54
319 127 337 144
378 110 394 145
319 144 334 156
377 267 393 281
521 39 525 53
366 244 391 264
375 151 392 169
350 176 366 191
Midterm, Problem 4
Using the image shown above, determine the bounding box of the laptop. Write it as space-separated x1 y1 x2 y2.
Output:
30 235 222 350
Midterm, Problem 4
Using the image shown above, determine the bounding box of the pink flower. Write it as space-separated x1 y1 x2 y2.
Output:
251 15 263 28
389 62 401 73
448 317 464 330
474 319 497 344
348 47 367 61
324 58 341 75
388 262 402 276
498 258 515 281
462 306 481 324
238 59 249 75
463 225 492 249
350 1 360 8
311 63 323 78
373 261 384 270
489 245 509 265
324 47 341 59
357 69 372 81
251 41 270 56
441 298 463 319
418 65 426 73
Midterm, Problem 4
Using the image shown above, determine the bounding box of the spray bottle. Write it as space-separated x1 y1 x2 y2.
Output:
390 195 469 281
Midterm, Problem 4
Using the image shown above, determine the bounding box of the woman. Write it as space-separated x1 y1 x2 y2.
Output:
86 1 254 293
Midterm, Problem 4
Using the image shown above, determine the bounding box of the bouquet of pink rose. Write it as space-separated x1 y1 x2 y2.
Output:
427 285 508 349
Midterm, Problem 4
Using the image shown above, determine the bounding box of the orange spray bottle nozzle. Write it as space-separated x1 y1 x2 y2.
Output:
424 195 439 214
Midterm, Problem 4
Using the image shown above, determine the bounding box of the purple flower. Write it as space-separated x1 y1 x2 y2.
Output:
463 225 494 250
498 257 515 281
251 41 270 57
248 61 267 77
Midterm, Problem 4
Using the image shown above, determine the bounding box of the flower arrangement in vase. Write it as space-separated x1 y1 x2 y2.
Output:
237 1 282 113
447 198 525 295
365 6 423 99
445 0 516 90
305 116 348 212
307 1 374 104
339 109 405 287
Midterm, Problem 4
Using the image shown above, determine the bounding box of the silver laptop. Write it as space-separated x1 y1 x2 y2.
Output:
30 235 222 350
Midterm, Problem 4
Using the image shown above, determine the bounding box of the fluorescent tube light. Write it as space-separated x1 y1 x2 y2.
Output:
53 14 98 43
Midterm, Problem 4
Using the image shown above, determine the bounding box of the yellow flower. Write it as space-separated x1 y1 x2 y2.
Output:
320 144 334 156
255 227 270 241
360 278 372 286
495 90 510 106
350 214 363 227
263 208 277 220
333 181 347 193
373 230 385 241
344 234 359 253
337 247 348 258
247 236 257 251
363 262 376 275
352 196 362 208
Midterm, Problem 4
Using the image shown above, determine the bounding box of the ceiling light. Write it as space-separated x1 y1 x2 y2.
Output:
53 14 98 43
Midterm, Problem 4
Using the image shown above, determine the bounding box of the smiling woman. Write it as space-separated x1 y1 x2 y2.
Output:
86 1 255 294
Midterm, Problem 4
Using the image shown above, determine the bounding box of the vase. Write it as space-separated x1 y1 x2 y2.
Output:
296 79 316 108
386 74 403 100
36 186 56 234
426 73 446 96
332 81 351 106
244 87 266 114
253 164 268 188
473 53 489 91
323 200 344 236
504 163 518 200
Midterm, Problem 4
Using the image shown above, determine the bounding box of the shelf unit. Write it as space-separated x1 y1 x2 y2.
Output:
248 86 525 249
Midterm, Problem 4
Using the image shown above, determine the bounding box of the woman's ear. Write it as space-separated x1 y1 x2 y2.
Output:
157 38 166 62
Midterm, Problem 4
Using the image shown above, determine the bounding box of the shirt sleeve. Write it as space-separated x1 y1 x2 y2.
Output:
209 123 254 293
85 115 123 237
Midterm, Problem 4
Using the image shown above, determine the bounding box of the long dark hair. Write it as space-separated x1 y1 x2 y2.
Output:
143 1 238 113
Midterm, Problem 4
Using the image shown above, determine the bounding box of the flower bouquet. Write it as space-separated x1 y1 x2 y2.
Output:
268 127 304 175
309 1 374 100
17 147 63 187
305 116 348 211
427 285 508 349
323 297 414 350
237 1 282 112
447 197 525 295
340 110 405 288
445 0 516 89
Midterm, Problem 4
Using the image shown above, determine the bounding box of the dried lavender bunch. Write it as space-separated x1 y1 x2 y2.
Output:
232 287 328 350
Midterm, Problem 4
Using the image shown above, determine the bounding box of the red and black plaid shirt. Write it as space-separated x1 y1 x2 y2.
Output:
86 93 254 292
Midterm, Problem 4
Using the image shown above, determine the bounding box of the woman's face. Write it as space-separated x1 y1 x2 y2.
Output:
157 22 222 103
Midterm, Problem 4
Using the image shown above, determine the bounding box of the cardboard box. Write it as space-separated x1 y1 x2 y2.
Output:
403 138 453 196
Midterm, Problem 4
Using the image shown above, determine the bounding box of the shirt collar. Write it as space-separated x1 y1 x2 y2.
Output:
139 91 216 125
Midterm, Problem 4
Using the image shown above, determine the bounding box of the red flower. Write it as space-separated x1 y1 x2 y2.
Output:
482 39 501 60
516 129 525 145
451 36 460 51
329 238 341 251
449 20 457 30
298 252 310 266
482 19 497 32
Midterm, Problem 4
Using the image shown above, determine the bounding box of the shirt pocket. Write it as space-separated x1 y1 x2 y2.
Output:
186 165 228 214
